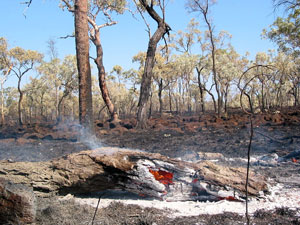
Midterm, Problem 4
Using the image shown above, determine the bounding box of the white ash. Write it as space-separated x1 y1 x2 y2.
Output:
61 181 300 218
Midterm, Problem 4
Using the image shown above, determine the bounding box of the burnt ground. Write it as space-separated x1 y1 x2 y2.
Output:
1 111 300 224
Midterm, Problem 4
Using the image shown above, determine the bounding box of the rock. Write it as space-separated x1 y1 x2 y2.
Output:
0 178 36 224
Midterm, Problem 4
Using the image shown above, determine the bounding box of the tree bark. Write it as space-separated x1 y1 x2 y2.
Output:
0 148 267 201
158 78 163 115
136 1 171 129
91 29 119 122
74 0 94 131
1 82 5 125
17 77 23 125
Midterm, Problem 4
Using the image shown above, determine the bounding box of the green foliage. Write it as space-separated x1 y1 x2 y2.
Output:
264 0 300 55
90 0 127 14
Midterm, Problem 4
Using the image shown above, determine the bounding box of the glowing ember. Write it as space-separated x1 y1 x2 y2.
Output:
292 158 298 163
149 169 174 185
218 196 243 202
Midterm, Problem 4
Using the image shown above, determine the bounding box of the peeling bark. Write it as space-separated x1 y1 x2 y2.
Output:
0 148 267 201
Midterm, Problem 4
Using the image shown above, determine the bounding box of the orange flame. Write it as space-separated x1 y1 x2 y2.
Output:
218 196 242 202
149 169 174 185
292 158 298 163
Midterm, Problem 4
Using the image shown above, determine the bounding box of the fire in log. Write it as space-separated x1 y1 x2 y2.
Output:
0 147 268 201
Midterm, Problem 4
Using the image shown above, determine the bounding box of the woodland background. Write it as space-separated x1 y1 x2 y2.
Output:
0 0 299 128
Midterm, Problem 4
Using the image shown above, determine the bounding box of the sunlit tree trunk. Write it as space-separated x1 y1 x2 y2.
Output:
168 88 172 112
136 0 171 129
1 81 5 125
17 77 23 125
91 29 119 122
158 78 163 115
74 0 94 131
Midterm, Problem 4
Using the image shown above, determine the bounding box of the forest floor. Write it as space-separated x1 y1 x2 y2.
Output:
1 109 300 224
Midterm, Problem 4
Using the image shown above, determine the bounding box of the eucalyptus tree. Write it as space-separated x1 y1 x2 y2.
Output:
133 0 171 128
153 50 176 115
62 0 128 122
285 56 300 106
172 53 198 113
9 47 43 125
0 37 11 125
172 19 205 113
186 0 223 116
37 58 61 119
24 76 50 123
215 47 248 113
56 55 78 122
37 39 61 120
270 52 294 107
60 0 93 130
109 66 140 117
253 52 276 112
264 0 300 56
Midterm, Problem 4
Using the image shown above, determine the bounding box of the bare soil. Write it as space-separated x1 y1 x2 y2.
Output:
1 110 300 224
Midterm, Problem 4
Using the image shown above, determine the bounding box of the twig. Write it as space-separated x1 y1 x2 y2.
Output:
21 0 33 18
245 115 253 225
91 193 105 225
59 34 75 39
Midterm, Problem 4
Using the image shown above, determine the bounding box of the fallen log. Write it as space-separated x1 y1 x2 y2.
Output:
0 147 268 201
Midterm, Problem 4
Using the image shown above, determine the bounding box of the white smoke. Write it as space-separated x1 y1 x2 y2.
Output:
77 126 103 150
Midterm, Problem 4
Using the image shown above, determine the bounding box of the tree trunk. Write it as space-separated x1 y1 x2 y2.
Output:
168 88 172 112
74 0 94 131
0 148 267 201
1 82 4 126
205 88 217 114
148 91 153 119
136 1 171 129
57 91 69 123
261 80 265 112
202 10 221 116
158 78 163 115
17 78 23 125
91 29 118 122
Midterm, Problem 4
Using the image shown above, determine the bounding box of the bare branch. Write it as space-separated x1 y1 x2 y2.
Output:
21 0 33 18
133 0 152 38
61 0 75 12
59 34 75 39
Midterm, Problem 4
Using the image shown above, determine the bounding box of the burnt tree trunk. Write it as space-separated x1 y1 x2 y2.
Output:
136 1 171 129
91 29 119 122
75 0 94 131
0 148 267 201
17 77 23 125
158 78 163 115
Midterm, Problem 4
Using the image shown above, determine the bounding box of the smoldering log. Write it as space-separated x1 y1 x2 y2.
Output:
0 147 268 201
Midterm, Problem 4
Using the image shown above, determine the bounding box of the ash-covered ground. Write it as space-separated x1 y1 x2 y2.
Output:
1 111 300 224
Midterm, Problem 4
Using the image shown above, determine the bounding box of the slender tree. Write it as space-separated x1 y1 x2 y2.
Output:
9 47 42 125
135 0 171 128
187 0 222 116
0 37 11 125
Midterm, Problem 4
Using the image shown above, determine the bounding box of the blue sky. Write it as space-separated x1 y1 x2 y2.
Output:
0 0 279 87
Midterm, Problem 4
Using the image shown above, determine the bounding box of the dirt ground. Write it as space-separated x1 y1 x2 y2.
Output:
1 110 300 224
